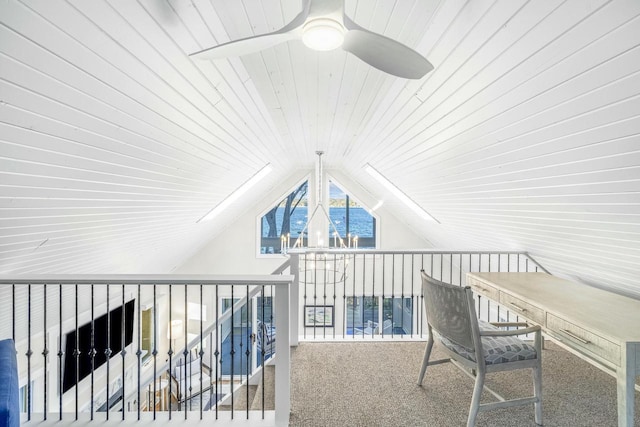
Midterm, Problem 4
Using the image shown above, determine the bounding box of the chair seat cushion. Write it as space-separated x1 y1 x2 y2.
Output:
439 320 537 365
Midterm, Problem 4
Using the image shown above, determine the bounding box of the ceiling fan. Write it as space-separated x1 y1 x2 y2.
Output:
190 0 433 79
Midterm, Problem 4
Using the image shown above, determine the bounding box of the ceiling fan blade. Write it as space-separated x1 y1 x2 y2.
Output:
190 1 311 60
342 17 433 79
190 33 296 60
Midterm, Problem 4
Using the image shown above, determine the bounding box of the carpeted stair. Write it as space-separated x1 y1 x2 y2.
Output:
250 365 275 411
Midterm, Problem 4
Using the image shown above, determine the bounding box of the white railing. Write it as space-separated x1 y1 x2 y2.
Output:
0 249 550 426
287 250 548 341
0 274 292 426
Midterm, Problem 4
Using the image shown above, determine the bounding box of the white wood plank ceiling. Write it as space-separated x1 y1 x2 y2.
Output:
1 0 639 297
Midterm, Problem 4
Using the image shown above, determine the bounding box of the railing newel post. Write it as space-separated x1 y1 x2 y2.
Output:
274 279 290 427
290 253 300 345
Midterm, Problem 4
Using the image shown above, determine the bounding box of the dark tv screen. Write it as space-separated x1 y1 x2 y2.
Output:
63 299 135 393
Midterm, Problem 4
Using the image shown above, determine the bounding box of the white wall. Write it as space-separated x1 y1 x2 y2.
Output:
176 169 433 275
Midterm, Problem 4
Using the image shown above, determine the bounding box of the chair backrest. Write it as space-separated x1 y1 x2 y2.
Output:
421 271 477 350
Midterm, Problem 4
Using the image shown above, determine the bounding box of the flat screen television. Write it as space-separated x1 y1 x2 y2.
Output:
62 299 135 393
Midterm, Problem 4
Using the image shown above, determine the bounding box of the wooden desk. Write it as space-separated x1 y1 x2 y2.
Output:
467 272 640 427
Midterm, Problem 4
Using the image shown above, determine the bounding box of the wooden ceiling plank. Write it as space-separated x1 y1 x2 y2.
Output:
0 5 241 167
370 0 555 165
67 0 266 166
377 0 635 169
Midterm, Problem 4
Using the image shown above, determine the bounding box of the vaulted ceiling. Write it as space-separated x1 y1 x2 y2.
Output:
1 1 639 296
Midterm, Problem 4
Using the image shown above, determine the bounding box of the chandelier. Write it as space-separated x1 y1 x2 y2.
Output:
273 151 360 286
279 151 362 254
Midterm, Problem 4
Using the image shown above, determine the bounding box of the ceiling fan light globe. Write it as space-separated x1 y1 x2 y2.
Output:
302 18 345 51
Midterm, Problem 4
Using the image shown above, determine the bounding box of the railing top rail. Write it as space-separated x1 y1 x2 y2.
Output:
0 274 294 285
287 249 549 273
288 248 534 255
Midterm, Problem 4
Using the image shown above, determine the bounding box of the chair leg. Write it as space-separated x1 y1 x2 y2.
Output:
417 335 434 386
533 329 543 425
533 363 543 425
467 370 485 427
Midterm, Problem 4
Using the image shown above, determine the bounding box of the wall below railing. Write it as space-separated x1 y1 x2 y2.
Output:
0 274 292 427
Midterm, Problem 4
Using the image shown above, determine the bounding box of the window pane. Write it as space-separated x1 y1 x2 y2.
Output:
220 298 250 375
256 296 273 324
260 181 308 254
328 181 376 248
256 296 275 367
346 296 379 335
382 297 413 335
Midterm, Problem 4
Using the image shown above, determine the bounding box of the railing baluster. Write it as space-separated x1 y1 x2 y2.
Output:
477 254 482 315
27 283 32 421
215 285 219 419
304 256 308 340
449 253 453 284
136 284 141 420
353 254 362 339
391 253 395 338
260 286 265 418
168 283 173 420
323 255 328 340
152 283 157 419
90 283 95 420
184 284 189 416
401 254 405 338
343 254 347 338
230 284 234 417
381 254 386 338
12 283 15 342
497 255 501 321
105 284 110 420
244 285 249 420
333 254 337 340
200 283 205 420
411 254 415 338
506 256 511 322
487 254 491 321
419 253 424 332
121 283 126 419
372 254 377 338
58 284 63 420
314 254 318 340
208 330 213 415
74 283 79 420
43 283 48 421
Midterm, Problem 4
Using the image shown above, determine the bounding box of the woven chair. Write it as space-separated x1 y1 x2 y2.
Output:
417 271 543 426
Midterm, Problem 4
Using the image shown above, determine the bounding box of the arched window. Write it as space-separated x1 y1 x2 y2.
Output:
259 181 309 254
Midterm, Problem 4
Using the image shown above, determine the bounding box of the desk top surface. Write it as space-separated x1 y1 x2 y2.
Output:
467 272 640 343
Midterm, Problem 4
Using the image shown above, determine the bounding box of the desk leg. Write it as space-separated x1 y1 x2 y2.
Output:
617 344 637 427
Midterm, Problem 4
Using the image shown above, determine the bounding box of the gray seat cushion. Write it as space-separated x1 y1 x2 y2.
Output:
439 320 537 365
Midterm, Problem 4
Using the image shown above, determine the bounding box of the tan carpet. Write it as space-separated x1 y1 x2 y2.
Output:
289 341 640 426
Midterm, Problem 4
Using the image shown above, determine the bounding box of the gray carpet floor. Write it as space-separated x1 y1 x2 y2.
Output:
289 341 640 427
